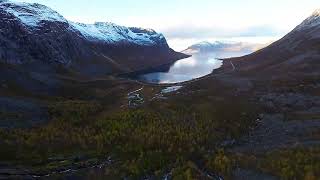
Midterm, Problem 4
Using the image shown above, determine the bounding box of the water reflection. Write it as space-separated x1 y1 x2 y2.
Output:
138 51 250 84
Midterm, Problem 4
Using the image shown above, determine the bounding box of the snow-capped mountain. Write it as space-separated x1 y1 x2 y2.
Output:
186 41 226 51
183 41 266 55
0 0 167 46
1 0 67 26
71 22 167 46
0 0 185 76
226 8 320 77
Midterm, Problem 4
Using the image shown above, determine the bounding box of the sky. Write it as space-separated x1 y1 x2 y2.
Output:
15 0 320 51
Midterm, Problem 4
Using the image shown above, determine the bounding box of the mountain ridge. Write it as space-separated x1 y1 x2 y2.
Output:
182 41 267 56
0 0 166 46
0 0 187 77
223 8 320 78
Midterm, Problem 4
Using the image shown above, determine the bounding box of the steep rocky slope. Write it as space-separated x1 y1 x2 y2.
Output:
0 0 186 77
226 9 320 78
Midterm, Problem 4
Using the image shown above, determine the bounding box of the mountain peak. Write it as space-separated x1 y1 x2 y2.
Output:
294 8 320 31
0 0 67 27
194 41 213 47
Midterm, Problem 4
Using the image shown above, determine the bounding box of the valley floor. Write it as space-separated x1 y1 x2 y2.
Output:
0 60 319 180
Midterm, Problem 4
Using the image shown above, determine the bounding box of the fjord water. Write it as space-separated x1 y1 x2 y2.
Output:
138 51 251 84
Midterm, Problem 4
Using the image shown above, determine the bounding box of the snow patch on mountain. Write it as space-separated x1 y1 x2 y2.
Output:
295 8 320 31
186 41 239 51
190 41 239 48
183 41 268 55
0 0 166 46
70 22 164 46
0 0 67 26
195 41 212 47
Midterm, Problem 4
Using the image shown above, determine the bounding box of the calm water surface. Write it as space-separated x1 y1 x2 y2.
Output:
138 51 251 84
